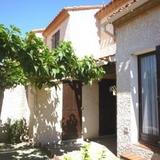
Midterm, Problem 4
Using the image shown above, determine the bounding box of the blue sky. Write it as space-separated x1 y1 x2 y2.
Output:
0 0 109 34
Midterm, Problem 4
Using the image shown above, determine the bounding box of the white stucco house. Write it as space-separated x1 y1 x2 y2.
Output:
29 4 119 147
0 4 117 146
1 1 159 159
28 5 105 145
96 0 160 159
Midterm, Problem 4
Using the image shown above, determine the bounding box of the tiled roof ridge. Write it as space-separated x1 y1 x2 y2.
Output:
32 28 45 33
95 0 139 20
107 0 139 21
63 5 103 11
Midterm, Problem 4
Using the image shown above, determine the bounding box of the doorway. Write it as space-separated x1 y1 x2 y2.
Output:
62 81 82 140
99 79 116 136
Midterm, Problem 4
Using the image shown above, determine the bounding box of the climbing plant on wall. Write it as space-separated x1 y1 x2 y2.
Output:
0 24 105 90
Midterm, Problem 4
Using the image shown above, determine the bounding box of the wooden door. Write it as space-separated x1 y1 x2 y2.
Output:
99 79 116 136
62 81 82 140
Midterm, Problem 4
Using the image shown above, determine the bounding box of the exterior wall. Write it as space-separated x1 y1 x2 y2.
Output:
46 9 100 59
68 9 100 58
82 83 99 139
44 9 101 143
0 86 30 143
1 86 30 123
98 17 116 58
30 85 63 145
46 18 70 49
116 5 160 158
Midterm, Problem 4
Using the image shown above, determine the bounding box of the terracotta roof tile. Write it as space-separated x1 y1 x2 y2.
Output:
95 0 139 20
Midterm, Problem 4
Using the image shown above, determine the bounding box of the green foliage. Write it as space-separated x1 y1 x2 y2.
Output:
81 144 91 160
4 119 29 144
0 59 27 89
53 41 78 80
0 24 23 61
0 24 105 90
63 154 72 160
22 32 56 88
0 24 27 90
75 56 105 85
51 41 105 86
61 144 109 160
98 150 107 160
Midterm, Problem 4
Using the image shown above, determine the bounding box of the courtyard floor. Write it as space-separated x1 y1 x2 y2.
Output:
0 135 118 160
0 143 49 160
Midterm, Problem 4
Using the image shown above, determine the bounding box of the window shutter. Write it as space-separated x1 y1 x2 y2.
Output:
51 30 60 49
55 30 60 48
51 35 55 49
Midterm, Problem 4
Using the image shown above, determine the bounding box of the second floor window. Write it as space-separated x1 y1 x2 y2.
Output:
52 30 60 49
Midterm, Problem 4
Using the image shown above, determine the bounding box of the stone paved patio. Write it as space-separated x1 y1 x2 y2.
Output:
89 135 117 155
0 136 118 160
0 143 49 160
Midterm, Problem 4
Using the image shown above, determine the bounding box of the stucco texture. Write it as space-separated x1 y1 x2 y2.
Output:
29 85 63 145
46 9 100 59
42 9 101 144
116 4 160 158
82 83 99 139
0 86 30 123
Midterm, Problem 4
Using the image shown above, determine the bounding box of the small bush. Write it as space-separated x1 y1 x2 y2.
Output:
81 144 91 160
4 118 29 144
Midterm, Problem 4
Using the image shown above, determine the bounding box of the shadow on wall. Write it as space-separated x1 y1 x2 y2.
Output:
0 86 30 143
0 85 62 145
28 87 62 146
62 113 78 140
151 153 160 160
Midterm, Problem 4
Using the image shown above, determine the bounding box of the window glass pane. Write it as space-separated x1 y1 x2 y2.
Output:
55 31 60 48
51 31 60 49
140 54 159 136
52 35 55 49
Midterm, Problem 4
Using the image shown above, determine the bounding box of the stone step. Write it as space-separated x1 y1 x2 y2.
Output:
120 152 145 160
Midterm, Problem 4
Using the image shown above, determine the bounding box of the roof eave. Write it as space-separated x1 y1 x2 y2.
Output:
106 0 160 26
32 28 45 33
43 9 69 37
95 0 129 20
108 0 150 24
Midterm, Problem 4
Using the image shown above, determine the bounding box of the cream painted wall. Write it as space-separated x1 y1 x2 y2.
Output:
31 18 69 145
82 83 99 139
32 85 63 145
98 17 116 58
116 5 160 157
45 9 101 140
46 18 70 49
1 86 30 123
68 9 100 58
46 9 101 59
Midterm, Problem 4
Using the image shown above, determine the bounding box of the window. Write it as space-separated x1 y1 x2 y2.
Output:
51 30 60 49
138 46 160 147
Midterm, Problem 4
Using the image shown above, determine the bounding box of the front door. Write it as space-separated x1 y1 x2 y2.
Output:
99 79 116 136
62 81 82 140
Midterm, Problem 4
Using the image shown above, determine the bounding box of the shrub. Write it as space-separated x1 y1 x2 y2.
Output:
4 118 29 144
81 144 91 160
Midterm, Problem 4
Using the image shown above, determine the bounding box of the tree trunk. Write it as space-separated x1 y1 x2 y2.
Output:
0 89 4 121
